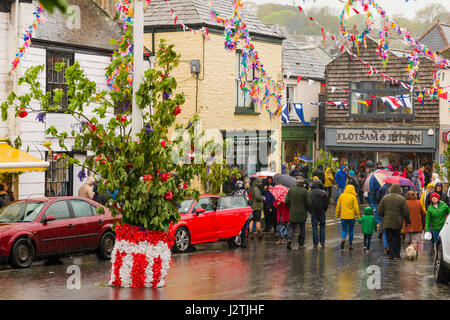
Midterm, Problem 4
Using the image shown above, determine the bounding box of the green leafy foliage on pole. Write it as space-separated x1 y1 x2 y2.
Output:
311 148 339 179
1 36 218 232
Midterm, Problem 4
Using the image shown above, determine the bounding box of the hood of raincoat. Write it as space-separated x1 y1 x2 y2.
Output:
344 184 356 196
389 183 402 195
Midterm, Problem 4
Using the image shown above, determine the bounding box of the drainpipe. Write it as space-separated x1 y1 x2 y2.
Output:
9 0 20 142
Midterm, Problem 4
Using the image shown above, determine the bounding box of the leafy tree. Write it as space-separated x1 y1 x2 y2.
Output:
311 149 339 180
38 0 68 13
1 29 217 232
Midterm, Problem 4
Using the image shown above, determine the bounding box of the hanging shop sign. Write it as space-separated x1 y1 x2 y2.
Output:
444 131 450 144
335 129 422 145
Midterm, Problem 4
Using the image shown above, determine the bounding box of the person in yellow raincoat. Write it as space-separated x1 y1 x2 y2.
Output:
420 183 435 211
324 167 335 202
335 185 360 250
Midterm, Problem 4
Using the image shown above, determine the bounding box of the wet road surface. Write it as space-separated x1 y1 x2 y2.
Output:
0 209 449 300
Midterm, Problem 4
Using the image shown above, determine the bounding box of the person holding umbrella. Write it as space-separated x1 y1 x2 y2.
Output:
377 184 411 260
271 185 290 245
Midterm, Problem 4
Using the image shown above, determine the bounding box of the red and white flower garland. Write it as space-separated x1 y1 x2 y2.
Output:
109 224 175 288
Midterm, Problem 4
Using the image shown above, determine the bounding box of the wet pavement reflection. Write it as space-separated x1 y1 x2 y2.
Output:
0 219 449 300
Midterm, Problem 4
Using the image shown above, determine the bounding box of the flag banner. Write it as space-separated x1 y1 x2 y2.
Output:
357 100 372 108
281 104 289 124
308 79 314 86
309 102 322 106
329 101 348 110
293 103 309 126
416 92 425 108
397 95 412 110
381 96 401 110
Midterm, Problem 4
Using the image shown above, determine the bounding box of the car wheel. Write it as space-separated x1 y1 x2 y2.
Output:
97 232 115 261
228 231 242 248
173 227 190 253
10 238 35 269
435 243 450 284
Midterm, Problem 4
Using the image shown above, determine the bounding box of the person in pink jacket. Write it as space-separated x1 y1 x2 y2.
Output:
273 199 290 244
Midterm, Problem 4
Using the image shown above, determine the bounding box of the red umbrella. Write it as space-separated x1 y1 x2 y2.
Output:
382 176 415 190
269 184 289 203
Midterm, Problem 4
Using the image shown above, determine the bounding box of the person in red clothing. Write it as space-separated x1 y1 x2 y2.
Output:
393 165 407 178
273 199 289 244
418 165 425 189
404 190 426 257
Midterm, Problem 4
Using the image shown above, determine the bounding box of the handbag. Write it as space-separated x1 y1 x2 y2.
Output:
422 231 432 241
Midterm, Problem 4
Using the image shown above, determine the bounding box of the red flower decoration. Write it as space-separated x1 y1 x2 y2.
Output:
18 108 28 118
164 192 173 200
114 224 175 247
151 256 163 288
131 253 148 288
53 153 62 160
143 174 153 182
160 173 170 182
88 122 97 131
173 105 181 116
94 155 102 162
160 140 170 148
116 114 127 123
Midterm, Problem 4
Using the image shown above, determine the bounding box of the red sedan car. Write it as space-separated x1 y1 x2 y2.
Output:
0 197 121 268
169 195 252 253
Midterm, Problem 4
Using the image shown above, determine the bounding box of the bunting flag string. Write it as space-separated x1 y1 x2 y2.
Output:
209 0 284 119
294 4 448 102
11 4 45 71
162 0 210 39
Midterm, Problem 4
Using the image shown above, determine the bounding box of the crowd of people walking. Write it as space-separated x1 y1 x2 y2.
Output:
232 161 449 260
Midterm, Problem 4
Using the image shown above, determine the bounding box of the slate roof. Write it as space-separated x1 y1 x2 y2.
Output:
33 0 123 51
418 21 450 53
283 36 332 81
143 0 283 40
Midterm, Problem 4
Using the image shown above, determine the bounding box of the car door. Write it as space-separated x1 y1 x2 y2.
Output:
67 199 101 250
189 197 218 243
216 196 248 239
35 200 73 255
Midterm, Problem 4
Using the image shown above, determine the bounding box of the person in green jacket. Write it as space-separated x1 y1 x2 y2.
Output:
285 178 312 250
249 178 266 240
425 192 450 249
357 207 377 252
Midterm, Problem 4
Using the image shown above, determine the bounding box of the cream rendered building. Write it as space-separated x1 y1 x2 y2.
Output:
143 0 284 177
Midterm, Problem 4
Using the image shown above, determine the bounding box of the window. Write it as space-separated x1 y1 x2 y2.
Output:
194 197 218 212
70 200 94 218
349 81 413 117
218 196 247 210
45 152 73 197
0 202 44 223
46 50 74 112
286 86 295 118
45 201 71 220
235 50 255 110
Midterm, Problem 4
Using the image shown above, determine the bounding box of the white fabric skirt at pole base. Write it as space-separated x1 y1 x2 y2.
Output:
109 224 174 288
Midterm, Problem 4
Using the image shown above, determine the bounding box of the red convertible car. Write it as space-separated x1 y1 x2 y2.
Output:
169 195 252 253
0 197 121 268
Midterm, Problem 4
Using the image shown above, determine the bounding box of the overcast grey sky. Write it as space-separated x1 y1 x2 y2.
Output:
249 0 450 19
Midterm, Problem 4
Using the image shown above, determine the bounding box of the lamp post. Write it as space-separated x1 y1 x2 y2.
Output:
131 0 144 141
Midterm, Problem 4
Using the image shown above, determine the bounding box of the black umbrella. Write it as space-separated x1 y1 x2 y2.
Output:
274 174 297 188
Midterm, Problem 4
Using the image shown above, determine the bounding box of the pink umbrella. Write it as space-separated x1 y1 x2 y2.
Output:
382 176 415 190
269 184 289 203
363 169 393 192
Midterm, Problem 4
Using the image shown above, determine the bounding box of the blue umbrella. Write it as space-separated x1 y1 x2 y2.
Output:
298 155 313 162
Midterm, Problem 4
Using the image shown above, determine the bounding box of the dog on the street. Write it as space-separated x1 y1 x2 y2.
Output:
406 244 417 260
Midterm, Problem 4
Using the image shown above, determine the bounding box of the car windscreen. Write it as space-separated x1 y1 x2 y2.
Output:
0 202 45 222
218 196 247 210
179 200 194 214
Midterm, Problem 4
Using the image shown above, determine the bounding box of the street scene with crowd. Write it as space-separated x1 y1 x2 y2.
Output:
0 0 450 303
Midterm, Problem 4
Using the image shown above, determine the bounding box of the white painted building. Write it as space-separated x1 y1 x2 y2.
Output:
0 0 149 199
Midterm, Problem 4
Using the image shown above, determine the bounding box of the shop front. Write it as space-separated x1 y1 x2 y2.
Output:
282 124 315 172
325 127 439 172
